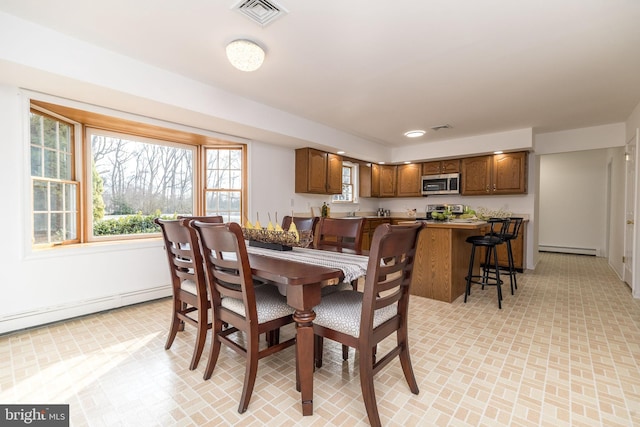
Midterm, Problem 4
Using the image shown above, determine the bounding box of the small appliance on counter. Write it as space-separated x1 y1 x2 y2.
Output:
423 204 465 220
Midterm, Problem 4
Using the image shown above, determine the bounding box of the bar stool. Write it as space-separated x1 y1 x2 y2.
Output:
486 217 524 294
464 218 509 309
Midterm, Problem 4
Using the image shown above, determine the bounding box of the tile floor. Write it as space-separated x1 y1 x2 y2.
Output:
1 253 640 426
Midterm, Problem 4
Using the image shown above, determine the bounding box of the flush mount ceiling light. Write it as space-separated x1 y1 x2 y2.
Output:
226 39 265 72
404 130 426 138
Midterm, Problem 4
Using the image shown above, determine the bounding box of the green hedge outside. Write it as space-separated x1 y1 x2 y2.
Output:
93 211 177 236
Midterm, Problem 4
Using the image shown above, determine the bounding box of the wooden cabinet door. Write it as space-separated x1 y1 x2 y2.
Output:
461 156 492 195
326 152 343 194
493 152 527 194
441 159 460 173
422 161 442 175
359 163 372 197
378 165 397 197
396 163 422 197
371 164 381 197
295 148 327 193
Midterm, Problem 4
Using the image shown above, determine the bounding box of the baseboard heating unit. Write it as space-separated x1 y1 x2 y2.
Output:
539 245 597 256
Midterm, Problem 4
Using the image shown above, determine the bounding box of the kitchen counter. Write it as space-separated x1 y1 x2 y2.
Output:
410 220 490 303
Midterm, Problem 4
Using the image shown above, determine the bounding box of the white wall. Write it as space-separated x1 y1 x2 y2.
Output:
538 149 609 254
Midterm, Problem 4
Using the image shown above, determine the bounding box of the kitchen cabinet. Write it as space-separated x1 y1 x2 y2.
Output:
295 148 343 194
361 218 391 251
461 151 527 195
422 159 460 175
367 164 397 197
396 163 422 197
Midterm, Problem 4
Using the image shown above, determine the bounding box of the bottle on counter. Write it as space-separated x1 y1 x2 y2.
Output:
321 202 328 217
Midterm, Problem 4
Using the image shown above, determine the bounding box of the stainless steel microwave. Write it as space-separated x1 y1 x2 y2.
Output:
421 173 460 195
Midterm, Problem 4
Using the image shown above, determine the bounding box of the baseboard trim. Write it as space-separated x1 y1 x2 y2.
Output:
0 285 172 335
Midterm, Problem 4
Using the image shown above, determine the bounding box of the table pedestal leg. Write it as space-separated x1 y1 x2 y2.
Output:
294 308 315 416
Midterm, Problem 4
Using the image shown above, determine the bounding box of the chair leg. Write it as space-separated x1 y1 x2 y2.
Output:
342 344 349 361
506 240 517 292
165 299 182 349
493 246 503 309
238 335 260 413
464 245 476 302
359 350 382 427
398 333 419 395
203 322 223 380
314 335 323 368
189 309 208 370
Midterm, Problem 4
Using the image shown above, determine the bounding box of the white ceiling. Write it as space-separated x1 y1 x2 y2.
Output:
1 0 640 147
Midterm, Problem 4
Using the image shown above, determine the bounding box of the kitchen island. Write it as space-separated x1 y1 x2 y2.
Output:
410 220 489 303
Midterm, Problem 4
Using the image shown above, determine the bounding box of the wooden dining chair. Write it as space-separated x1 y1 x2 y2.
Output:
155 217 218 370
281 215 319 234
313 217 365 253
312 222 425 427
177 214 224 223
190 220 296 413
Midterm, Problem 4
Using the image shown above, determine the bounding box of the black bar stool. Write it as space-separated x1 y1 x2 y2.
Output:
464 218 509 309
486 217 524 294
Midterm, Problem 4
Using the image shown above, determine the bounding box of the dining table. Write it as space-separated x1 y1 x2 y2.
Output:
246 245 369 416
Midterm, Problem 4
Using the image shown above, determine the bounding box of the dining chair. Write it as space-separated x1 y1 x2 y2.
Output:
155 217 217 370
312 222 425 427
313 217 365 253
177 214 224 223
190 220 296 413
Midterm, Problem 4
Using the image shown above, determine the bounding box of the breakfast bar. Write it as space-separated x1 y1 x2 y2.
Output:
410 220 489 303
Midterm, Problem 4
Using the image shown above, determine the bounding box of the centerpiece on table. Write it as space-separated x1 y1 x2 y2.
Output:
242 212 313 251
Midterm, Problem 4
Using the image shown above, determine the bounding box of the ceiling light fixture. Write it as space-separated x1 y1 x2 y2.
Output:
226 39 265 72
404 130 425 138
337 150 345 154
494 150 504 154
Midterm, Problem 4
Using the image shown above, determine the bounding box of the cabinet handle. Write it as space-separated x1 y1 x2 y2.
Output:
628 220 635 225
493 184 496 191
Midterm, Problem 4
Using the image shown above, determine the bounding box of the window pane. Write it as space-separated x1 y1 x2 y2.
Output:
229 150 241 168
51 213 64 243
44 149 58 178
90 131 194 237
65 212 77 240
43 117 58 149
33 213 48 244
30 114 42 146
31 146 42 177
60 152 72 180
33 181 48 211
50 182 63 211
229 170 241 189
59 123 71 152
65 183 77 211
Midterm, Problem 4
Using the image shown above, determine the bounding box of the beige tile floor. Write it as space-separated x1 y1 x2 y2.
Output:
2 252 640 426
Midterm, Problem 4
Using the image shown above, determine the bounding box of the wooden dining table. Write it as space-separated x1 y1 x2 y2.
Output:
246 251 348 416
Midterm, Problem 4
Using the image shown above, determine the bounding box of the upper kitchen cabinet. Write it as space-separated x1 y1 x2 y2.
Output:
461 151 528 195
371 163 398 197
396 163 422 197
422 159 460 175
295 148 343 194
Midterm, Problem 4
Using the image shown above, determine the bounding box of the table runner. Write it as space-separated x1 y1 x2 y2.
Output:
246 245 369 284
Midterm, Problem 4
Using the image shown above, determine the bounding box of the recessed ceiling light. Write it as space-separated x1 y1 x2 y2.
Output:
404 130 426 138
379 161 385 164
404 161 411 164
337 150 345 154
494 151 504 154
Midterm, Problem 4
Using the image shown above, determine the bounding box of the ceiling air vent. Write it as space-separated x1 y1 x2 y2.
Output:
431 124 452 131
233 0 288 27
